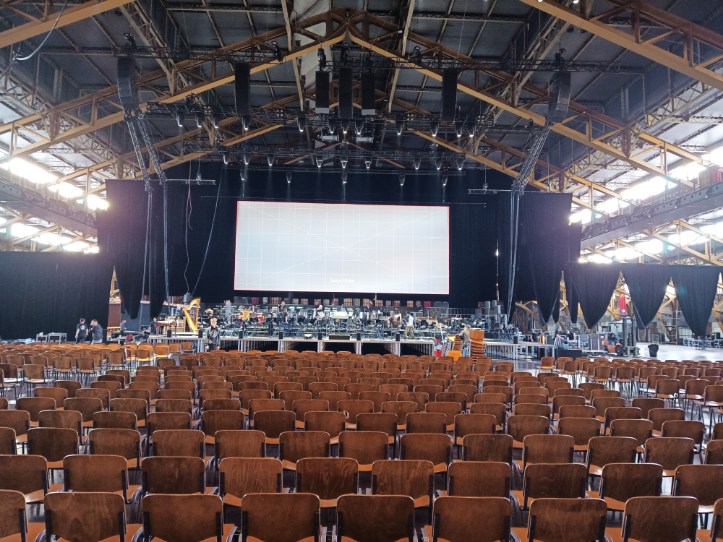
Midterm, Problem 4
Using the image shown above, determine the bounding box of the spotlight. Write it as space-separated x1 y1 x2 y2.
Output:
222 152 229 165
365 157 372 170
240 169 247 182
340 156 348 169
456 156 465 171
267 154 274 167
341 171 348 185
430 119 439 137
297 113 306 132
242 115 250 131
413 156 421 170
195 112 204 128
399 175 406 187
316 155 323 168
286 171 292 184
242 153 250 166
212 113 221 129
396 117 404 136
341 119 349 135
175 110 184 128
468 125 475 139
355 119 364 136
455 120 463 138
442 176 448 188
435 158 443 171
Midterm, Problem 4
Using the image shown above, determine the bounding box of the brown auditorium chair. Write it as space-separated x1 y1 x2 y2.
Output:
218 457 282 509
446 461 511 498
141 493 236 542
336 494 414 542
594 462 663 513
0 489 44 541
43 492 128 542
240 493 319 542
615 496 698 542
429 496 512 542
463 434 513 464
517 497 607 542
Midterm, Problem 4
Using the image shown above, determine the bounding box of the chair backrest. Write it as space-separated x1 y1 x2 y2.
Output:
240 493 320 542
0 490 26 539
142 493 225 542
279 431 330 464
447 461 511 497
400 433 452 468
296 457 358 502
522 434 575 466
432 496 511 542
336 494 414 542
622 496 699 542
88 429 141 464
27 427 78 463
527 497 607 542
610 419 654 447
214 430 265 460
0 427 15 454
405 412 446 434
338 431 388 469
601 463 663 502
142 456 205 494
201 410 245 437
219 457 282 499
587 436 638 471
507 415 550 443
462 434 513 463
0 454 47 497
45 491 126 542
372 459 434 502
674 464 723 507
63 454 127 493
644 437 695 471
522 463 587 503
39 409 83 433
152 429 204 458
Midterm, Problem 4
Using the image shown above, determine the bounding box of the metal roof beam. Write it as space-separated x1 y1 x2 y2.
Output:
0 0 135 49
519 0 723 92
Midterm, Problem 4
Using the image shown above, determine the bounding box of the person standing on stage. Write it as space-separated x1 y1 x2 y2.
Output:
89 319 104 345
206 317 221 351
75 318 88 344
223 300 233 325
404 312 415 339
459 325 471 357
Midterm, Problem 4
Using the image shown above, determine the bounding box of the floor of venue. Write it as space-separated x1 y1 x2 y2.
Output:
1 343 722 541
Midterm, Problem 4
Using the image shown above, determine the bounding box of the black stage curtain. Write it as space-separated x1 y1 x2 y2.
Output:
567 274 579 324
670 266 721 337
620 264 671 328
565 263 621 328
0 253 112 339
98 180 184 319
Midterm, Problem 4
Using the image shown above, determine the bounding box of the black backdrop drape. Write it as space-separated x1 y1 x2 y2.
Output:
0 253 112 339
620 265 671 328
100 166 576 318
564 263 621 329
670 266 721 337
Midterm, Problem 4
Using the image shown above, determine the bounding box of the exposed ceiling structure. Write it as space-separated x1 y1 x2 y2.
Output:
0 0 720 264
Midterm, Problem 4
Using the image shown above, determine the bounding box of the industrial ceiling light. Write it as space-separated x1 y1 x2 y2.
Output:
175 110 184 128
240 169 247 182
455 120 463 138
297 113 306 132
195 112 204 129
396 117 404 136
435 158 443 171
399 175 406 187
341 171 348 185
442 176 448 188
355 120 364 136
341 119 349 135
267 154 274 167
365 157 372 170
430 120 439 137
242 153 250 166
456 155 465 171
413 156 421 170
340 156 348 169
242 115 250 131
212 113 221 129
316 155 323 168
222 151 229 165
286 171 292 184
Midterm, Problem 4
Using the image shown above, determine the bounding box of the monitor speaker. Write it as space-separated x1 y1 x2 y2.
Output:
234 63 251 116
356 332 362 341
315 71 330 113
117 56 139 109
361 72 375 116
395 333 401 342
278 331 284 340
339 67 353 120
441 69 458 121
238 329 244 339
317 331 323 340
197 330 204 339
548 71 571 122
166 329 172 338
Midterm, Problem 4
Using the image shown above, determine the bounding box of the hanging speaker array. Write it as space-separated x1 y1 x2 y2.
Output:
338 67 353 120
441 68 458 121
315 71 330 114
234 63 251 117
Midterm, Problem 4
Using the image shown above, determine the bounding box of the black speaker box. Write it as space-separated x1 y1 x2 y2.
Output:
234 63 251 116
356 332 362 341
317 331 323 340
361 72 375 116
278 331 284 340
548 71 571 121
197 329 204 339
338 67 353 120
441 69 458 121
395 333 401 342
117 56 139 109
166 329 172 338
330 334 351 340
316 71 330 114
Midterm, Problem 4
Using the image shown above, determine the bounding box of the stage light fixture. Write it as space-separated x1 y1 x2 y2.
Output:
240 169 247 182
365 157 372 170
267 154 274 167
195 112 204 128
341 119 349 135
435 158 443 171
175 111 184 128
242 153 250 166
355 120 364 136
297 113 306 132
456 156 465 171
286 172 292 184
455 120 463 138
212 113 221 129
396 117 404 136
316 155 323 168
399 175 406 187
341 171 348 185
222 152 229 165
340 156 348 169
242 115 250 131
442 176 448 187
413 156 421 170
430 120 439 137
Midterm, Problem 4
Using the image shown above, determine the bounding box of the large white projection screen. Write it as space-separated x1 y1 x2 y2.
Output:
234 201 449 294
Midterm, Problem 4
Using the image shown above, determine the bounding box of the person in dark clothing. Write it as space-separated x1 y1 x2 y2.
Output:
206 317 221 351
75 318 88 343
89 319 104 345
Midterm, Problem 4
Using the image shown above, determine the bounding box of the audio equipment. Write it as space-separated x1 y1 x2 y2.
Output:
441 69 458 121
117 56 139 109
329 334 351 340
339 67 353 119
548 71 571 122
234 63 251 116
315 71 330 113
361 72 375 116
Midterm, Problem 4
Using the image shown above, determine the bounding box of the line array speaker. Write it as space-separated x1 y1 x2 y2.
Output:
548 71 571 122
234 63 251 116
441 69 458 121
361 72 375 116
316 71 330 114
338 67 353 119
117 56 139 109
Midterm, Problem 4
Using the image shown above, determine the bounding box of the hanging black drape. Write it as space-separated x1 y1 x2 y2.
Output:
565 263 620 328
670 266 721 337
620 264 671 328
0 253 112 339
565 271 579 324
